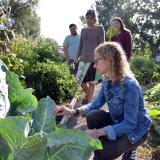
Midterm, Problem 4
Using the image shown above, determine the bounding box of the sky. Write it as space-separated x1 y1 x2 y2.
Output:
37 0 95 45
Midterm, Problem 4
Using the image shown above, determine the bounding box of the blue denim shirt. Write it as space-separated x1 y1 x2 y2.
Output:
81 76 151 144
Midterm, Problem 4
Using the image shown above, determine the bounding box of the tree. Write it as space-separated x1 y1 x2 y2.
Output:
95 0 128 28
94 0 160 54
0 0 40 38
129 0 160 55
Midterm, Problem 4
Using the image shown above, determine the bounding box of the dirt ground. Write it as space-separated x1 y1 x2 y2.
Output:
67 83 160 160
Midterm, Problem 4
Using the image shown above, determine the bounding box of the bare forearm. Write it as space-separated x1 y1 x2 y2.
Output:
63 48 69 61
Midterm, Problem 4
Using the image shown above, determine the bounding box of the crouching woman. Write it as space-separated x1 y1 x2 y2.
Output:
54 42 151 160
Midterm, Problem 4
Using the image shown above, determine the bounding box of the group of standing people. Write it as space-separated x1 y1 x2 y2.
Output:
58 9 151 160
63 9 132 104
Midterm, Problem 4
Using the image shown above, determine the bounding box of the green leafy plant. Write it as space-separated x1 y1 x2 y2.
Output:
25 60 77 104
0 16 7 23
6 71 38 115
106 26 117 41
145 84 160 135
131 56 160 85
149 109 160 135
5 36 77 103
0 72 102 159
1 54 24 76
145 83 160 107
0 96 102 160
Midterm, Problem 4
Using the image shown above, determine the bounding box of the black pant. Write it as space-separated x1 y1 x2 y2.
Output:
86 110 148 160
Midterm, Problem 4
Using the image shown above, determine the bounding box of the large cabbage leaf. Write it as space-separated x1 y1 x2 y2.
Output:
32 96 56 133
47 127 102 160
6 72 38 115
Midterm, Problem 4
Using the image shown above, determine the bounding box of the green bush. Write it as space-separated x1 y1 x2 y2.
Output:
1 35 36 76
33 38 59 63
2 35 77 104
25 60 77 104
145 84 160 135
131 56 160 85
145 83 160 108
11 36 59 64
0 54 24 76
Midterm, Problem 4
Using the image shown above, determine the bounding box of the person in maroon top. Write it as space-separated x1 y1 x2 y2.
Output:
110 18 134 159
111 17 132 60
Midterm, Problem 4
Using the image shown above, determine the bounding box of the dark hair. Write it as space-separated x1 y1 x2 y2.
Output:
111 17 131 33
69 24 77 28
86 9 96 18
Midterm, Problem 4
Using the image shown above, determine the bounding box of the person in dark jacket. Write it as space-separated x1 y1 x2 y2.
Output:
111 17 132 61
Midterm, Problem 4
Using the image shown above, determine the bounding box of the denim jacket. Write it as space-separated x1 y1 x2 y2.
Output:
81 76 151 144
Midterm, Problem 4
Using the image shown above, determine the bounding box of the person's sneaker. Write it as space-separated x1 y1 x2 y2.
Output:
122 148 136 160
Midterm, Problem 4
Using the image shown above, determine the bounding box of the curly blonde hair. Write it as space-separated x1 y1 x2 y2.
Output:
94 42 133 84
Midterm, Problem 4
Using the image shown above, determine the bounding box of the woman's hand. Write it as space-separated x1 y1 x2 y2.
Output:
54 105 76 117
86 128 106 139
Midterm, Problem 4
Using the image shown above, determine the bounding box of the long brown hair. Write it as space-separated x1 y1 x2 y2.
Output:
111 17 131 33
94 42 133 84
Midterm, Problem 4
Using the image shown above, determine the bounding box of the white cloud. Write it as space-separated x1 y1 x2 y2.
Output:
37 0 95 45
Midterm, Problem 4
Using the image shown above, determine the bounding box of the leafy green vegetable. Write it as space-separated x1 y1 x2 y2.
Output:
47 127 102 160
146 83 160 136
0 117 48 160
0 116 31 159
106 26 117 41
0 17 7 23
148 110 160 120
32 96 56 133
15 132 47 160
0 135 10 160
0 108 102 160
145 83 160 107
6 72 38 115
0 96 102 160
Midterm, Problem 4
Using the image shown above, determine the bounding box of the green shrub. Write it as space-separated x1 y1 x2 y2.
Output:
11 36 59 64
131 56 160 85
0 54 24 76
133 44 153 57
1 35 36 76
2 35 77 103
145 83 160 108
33 38 59 63
25 60 77 104
145 84 160 135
